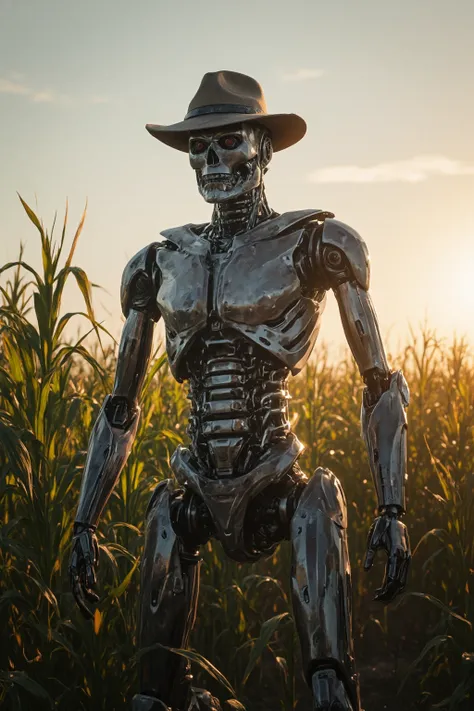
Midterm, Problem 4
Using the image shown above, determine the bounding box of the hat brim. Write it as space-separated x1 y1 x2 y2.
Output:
145 112 306 152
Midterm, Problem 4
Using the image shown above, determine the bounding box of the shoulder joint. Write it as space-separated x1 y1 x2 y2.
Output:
321 218 370 289
120 243 161 319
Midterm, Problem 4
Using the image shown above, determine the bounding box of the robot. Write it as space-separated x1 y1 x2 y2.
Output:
69 71 411 711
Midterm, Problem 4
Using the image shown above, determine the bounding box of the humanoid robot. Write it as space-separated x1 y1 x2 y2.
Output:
69 71 411 711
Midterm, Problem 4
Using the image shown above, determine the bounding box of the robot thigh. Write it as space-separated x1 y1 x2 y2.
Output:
290 467 360 710
135 479 201 710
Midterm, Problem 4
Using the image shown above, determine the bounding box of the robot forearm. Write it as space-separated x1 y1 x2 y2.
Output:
331 276 409 513
74 396 140 527
361 370 410 511
75 309 155 528
335 285 410 512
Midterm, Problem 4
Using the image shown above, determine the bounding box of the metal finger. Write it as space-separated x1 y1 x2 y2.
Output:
93 537 100 566
363 547 376 571
398 555 411 589
403 527 412 556
387 552 401 581
371 517 389 549
84 563 98 600
86 561 96 589
374 576 401 602
84 587 100 604
72 576 93 619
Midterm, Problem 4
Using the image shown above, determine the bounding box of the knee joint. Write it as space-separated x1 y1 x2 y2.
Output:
294 467 347 529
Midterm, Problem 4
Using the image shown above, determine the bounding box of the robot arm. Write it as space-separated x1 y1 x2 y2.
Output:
74 308 155 528
70 244 160 617
317 218 411 601
319 218 409 511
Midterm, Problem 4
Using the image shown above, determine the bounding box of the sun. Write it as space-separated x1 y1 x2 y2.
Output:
451 261 474 312
433 253 474 336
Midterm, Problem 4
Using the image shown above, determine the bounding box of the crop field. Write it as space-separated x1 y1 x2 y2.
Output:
1 200 473 710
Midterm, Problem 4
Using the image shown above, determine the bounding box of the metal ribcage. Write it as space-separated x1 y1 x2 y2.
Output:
187 329 291 477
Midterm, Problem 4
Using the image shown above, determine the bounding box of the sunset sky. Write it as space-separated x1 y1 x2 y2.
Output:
1 0 474 360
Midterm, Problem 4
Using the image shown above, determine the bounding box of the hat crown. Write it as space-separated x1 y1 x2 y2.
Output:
187 70 268 116
146 70 306 153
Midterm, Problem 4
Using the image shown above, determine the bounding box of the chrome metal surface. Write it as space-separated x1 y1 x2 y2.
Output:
70 104 409 711
189 124 263 204
75 308 155 527
75 396 140 527
333 282 390 376
311 669 355 711
187 329 292 476
321 218 370 289
68 523 100 619
131 695 170 711
290 468 360 710
138 480 201 710
121 243 161 320
155 210 328 378
363 507 411 602
113 310 156 401
171 434 304 561
362 370 409 509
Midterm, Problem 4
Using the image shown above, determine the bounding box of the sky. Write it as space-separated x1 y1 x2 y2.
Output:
1 0 474 361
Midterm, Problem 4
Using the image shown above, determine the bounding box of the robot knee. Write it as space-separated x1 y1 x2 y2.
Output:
145 478 174 519
294 467 347 529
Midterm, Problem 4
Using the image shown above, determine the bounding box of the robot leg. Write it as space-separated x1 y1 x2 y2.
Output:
290 468 361 711
132 480 201 711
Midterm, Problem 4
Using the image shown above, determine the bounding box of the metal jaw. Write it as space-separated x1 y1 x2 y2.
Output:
189 123 267 205
361 370 410 511
75 396 140 527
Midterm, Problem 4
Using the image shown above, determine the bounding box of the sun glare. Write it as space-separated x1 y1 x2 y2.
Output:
452 261 474 310
438 253 474 332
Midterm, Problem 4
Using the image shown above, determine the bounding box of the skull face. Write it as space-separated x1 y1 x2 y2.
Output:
189 123 268 203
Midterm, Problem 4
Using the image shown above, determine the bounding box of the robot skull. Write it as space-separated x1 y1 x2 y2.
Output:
189 123 272 203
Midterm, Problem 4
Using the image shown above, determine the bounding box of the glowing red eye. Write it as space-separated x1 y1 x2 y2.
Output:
219 135 241 150
191 140 207 154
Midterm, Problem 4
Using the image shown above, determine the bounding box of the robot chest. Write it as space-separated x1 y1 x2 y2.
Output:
155 235 302 333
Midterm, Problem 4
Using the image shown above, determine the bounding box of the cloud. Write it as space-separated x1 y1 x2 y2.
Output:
309 155 474 184
0 76 110 106
282 68 324 82
0 77 30 96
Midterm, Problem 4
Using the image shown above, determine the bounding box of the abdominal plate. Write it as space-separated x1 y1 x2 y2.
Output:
186 328 291 478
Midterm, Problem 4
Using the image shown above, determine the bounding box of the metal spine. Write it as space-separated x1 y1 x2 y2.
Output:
187 327 291 478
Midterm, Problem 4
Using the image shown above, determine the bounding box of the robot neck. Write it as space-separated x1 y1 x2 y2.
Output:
210 183 273 240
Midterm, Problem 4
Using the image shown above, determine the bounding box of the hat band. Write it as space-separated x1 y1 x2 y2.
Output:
185 103 265 120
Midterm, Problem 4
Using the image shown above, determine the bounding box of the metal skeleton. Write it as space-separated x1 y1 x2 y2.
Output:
69 123 411 711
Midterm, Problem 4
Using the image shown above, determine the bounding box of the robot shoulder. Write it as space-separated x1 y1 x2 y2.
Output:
120 242 161 319
321 218 370 290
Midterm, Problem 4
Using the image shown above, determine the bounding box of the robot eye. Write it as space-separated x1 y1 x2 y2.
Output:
190 139 208 154
218 135 242 150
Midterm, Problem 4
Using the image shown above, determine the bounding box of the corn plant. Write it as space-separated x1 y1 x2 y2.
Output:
1 198 474 710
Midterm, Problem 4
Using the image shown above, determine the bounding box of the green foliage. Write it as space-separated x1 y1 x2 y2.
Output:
1 200 473 710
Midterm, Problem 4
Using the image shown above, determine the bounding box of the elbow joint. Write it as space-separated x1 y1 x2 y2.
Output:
105 395 139 430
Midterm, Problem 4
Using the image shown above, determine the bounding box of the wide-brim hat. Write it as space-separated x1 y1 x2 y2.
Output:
146 70 307 153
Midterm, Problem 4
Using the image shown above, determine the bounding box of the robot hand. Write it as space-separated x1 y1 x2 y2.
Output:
363 507 411 602
69 522 100 619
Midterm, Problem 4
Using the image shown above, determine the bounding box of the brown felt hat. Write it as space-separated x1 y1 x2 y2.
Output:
146 70 307 152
